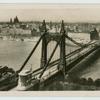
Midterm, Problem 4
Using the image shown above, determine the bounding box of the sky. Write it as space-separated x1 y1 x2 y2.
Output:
0 4 100 22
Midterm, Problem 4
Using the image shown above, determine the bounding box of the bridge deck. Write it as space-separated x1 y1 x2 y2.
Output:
31 41 100 80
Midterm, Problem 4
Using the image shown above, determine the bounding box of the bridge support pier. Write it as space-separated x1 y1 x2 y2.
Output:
40 35 47 68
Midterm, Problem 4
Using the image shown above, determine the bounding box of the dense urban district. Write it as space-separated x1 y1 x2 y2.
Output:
0 16 100 41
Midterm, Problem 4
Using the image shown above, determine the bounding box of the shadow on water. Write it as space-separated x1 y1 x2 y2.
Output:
68 48 100 79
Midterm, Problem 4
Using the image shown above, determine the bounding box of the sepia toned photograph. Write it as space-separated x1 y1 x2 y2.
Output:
0 4 100 92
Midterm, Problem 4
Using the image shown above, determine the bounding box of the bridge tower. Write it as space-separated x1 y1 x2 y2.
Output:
40 20 47 68
59 20 67 76
40 20 67 76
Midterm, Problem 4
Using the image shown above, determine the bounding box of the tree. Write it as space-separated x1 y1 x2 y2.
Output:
79 78 87 85
87 78 94 85
94 79 100 87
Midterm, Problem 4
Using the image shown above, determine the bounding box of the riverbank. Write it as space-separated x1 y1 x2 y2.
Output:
0 32 90 43
0 35 40 42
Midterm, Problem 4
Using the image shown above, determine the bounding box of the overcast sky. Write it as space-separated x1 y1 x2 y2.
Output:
0 4 100 22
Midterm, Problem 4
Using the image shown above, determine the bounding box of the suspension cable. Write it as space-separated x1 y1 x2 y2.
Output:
64 34 83 47
17 33 45 73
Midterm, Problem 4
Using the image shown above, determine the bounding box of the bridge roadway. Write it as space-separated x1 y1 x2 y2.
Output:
31 41 100 81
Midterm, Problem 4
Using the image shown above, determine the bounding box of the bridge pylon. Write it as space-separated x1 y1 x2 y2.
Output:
40 20 47 68
59 20 67 77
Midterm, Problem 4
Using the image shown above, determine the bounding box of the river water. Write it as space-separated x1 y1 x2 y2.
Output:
0 33 100 80
0 37 78 71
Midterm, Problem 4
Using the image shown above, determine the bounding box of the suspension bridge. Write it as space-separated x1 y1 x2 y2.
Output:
10 20 100 91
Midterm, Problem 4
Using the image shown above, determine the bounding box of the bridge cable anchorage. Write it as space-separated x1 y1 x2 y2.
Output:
64 34 84 47
16 33 45 73
39 36 62 78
